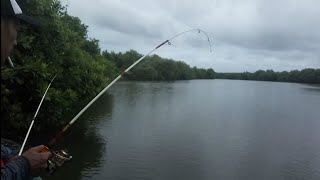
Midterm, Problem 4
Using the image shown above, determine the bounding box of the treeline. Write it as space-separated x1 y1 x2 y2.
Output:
102 50 215 81
216 69 320 84
102 50 320 84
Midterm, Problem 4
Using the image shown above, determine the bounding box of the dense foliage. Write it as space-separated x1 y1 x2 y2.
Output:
1 0 118 138
103 50 215 81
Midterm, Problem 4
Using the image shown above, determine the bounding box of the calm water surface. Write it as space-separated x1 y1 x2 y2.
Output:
45 80 320 180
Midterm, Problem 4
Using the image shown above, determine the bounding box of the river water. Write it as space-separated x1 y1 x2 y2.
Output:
44 80 320 180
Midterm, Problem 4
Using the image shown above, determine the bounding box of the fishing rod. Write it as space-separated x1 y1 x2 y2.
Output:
18 74 57 155
7 57 15 68
43 28 212 151
1 57 14 70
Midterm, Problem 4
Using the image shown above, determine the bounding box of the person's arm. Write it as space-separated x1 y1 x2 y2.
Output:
1 156 31 180
1 145 51 180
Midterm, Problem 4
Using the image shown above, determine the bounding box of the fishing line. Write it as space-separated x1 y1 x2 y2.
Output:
45 29 213 148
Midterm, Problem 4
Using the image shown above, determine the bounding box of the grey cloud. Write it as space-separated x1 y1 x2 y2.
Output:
62 0 320 72
85 1 188 40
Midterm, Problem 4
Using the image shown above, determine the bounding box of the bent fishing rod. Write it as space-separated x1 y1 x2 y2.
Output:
44 29 213 150
18 74 57 155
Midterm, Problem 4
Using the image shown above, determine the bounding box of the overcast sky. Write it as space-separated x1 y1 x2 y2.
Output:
61 0 320 72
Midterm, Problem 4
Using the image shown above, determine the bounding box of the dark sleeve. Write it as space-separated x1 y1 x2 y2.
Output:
1 156 31 180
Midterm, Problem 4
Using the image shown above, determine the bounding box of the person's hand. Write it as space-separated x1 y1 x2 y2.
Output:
22 145 52 175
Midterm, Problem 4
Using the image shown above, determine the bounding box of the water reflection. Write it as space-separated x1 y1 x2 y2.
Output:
43 80 320 180
43 93 114 180
302 87 320 93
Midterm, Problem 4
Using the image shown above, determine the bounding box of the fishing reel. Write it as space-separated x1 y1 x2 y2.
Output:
47 148 72 174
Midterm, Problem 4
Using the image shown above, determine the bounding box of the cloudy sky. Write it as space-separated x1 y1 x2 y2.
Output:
61 0 320 72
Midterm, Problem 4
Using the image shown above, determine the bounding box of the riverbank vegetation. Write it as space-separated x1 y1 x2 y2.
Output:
103 50 319 83
215 69 320 84
1 0 319 140
102 50 216 81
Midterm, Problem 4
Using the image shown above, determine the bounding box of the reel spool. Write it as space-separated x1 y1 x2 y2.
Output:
47 148 72 174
